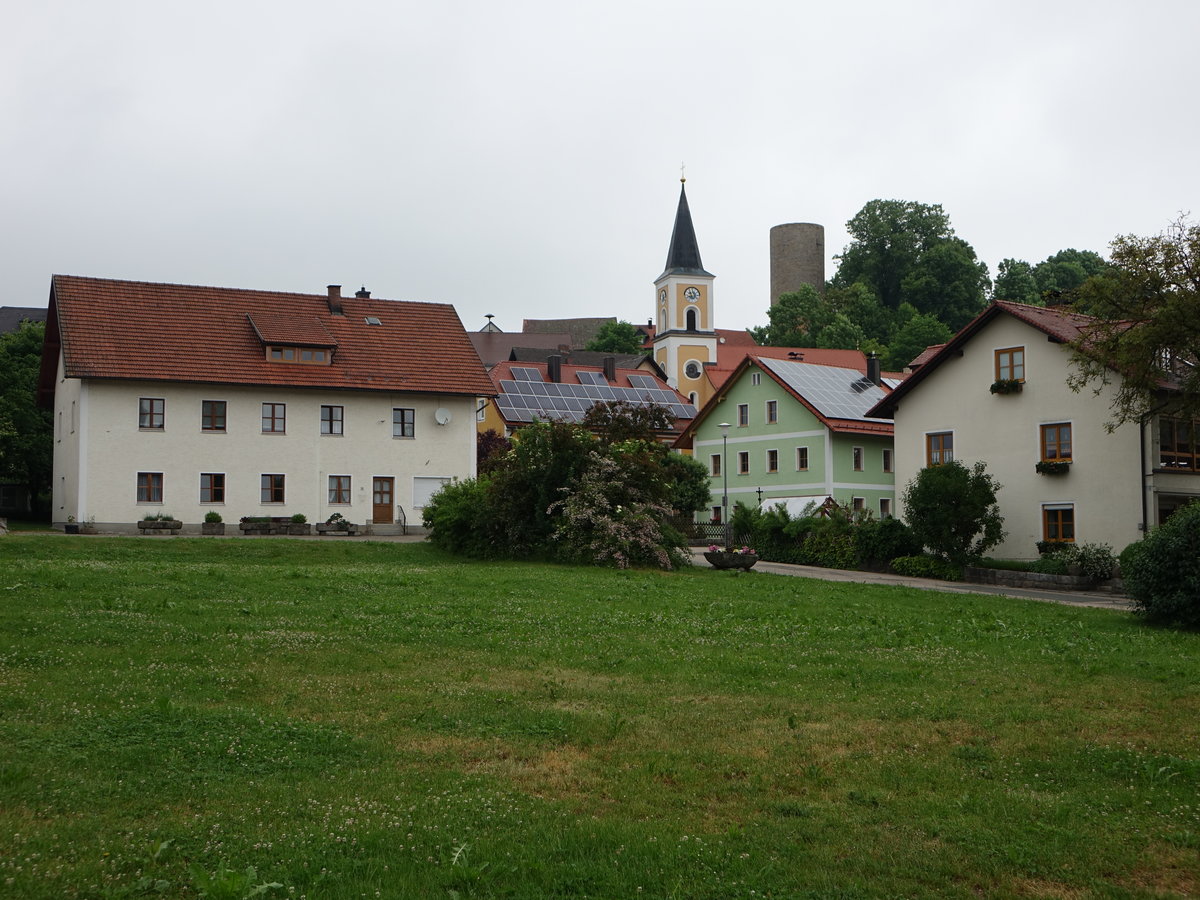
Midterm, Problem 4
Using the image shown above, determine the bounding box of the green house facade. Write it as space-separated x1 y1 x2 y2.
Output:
676 355 898 521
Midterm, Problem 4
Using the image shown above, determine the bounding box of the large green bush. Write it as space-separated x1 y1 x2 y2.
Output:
421 477 498 557
901 460 1004 565
425 409 704 570
1123 503 1200 626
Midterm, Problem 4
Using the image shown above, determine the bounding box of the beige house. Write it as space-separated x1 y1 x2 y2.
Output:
868 301 1200 559
37 276 494 532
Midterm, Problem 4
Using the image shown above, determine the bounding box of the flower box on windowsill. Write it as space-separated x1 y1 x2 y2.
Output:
1035 460 1071 476
989 379 1023 395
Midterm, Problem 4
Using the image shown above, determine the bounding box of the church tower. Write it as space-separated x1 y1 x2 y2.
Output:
652 179 717 404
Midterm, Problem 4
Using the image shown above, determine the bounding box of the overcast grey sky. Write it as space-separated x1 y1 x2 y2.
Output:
4 1 1197 334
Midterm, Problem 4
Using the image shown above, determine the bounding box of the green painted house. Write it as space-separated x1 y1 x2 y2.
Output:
675 354 899 521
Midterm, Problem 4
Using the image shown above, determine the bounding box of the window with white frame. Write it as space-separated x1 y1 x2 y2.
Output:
737 451 749 474
766 449 778 472
766 400 778 424
797 446 809 471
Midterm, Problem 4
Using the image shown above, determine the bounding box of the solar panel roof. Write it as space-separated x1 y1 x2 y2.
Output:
758 358 892 422
496 377 698 425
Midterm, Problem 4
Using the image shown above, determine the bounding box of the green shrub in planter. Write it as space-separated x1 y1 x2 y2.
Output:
290 513 307 524
204 511 223 524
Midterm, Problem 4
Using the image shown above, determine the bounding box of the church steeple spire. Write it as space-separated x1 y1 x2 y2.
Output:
660 179 713 280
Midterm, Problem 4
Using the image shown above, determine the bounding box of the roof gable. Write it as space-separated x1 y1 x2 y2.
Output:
867 300 1097 418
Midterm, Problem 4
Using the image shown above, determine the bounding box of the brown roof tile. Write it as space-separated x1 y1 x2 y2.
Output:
49 275 494 397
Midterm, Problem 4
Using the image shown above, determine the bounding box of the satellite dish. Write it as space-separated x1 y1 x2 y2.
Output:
434 408 452 425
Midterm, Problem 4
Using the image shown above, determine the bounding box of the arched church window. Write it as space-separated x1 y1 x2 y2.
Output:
685 308 698 331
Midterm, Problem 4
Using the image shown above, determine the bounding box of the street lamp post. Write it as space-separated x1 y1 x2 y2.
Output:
719 422 731 548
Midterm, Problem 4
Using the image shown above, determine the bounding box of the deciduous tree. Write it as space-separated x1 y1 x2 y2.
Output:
0 321 52 510
1068 216 1200 423
585 320 645 354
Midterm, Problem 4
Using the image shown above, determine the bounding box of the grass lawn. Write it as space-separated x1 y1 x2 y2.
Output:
1 536 1197 898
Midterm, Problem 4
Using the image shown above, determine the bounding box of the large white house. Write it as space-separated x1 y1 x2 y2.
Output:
868 301 1200 559
37 276 494 531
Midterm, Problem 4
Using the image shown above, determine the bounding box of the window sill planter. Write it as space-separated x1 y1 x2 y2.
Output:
704 551 759 571
138 519 182 534
1035 460 1071 476
201 522 225 535
989 379 1023 395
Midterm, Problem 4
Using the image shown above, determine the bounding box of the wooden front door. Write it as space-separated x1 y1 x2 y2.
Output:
372 477 394 524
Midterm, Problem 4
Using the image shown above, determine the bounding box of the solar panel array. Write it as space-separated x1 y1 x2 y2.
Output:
495 374 697 424
759 358 891 422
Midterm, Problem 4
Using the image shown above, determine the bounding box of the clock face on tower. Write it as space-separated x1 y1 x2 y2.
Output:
684 287 700 302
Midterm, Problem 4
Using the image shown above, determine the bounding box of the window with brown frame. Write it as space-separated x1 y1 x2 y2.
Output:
328 475 351 504
852 446 864 471
766 449 778 473
261 473 285 503
766 400 778 424
737 403 749 427
1043 504 1075 543
137 472 163 503
995 347 1025 382
797 446 809 471
880 498 892 518
201 400 226 432
392 407 415 438
1159 417 1199 470
737 451 749 474
1040 423 1073 462
926 432 953 466
321 405 344 436
710 454 721 476
200 473 225 503
139 398 164 430
261 403 286 433
267 346 329 364
882 448 893 473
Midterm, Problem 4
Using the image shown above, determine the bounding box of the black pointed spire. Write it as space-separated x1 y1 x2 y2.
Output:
659 180 713 280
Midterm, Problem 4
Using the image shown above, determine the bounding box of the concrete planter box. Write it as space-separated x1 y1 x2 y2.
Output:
239 522 273 535
202 522 225 535
316 523 358 536
964 566 1093 591
287 523 312 535
138 520 182 535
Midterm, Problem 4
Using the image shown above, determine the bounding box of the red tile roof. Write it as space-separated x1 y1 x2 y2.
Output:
47 275 494 397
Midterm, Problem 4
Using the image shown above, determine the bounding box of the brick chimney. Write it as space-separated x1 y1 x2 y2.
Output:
327 284 343 315
603 356 616 383
547 354 562 383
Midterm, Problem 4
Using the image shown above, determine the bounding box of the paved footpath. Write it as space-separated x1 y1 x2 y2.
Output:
688 549 1133 612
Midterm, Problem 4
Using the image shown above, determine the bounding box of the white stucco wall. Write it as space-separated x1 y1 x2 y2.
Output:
892 315 1146 559
53 367 477 527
